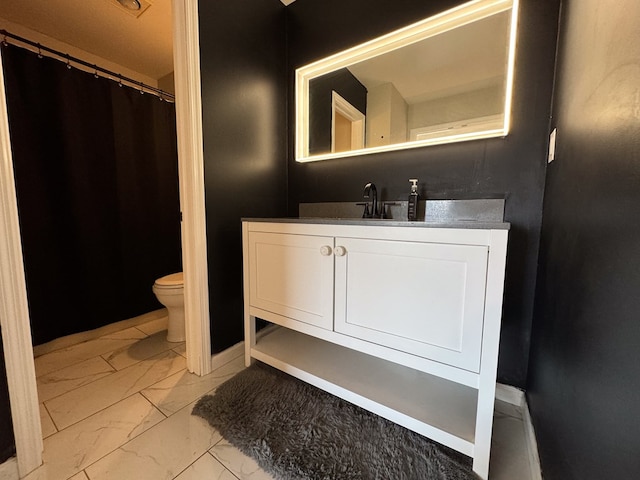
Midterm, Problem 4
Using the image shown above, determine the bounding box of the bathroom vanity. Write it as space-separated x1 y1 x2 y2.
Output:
242 218 509 479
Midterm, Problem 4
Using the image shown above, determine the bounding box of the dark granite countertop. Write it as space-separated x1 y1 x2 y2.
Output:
242 217 510 230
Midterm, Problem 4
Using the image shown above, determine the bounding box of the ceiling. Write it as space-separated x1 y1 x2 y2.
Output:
0 0 296 82
0 0 174 80
347 11 510 104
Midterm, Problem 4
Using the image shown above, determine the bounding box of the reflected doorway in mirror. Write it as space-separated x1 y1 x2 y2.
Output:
331 91 365 153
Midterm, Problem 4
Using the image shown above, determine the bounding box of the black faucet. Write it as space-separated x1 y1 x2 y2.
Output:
363 182 378 218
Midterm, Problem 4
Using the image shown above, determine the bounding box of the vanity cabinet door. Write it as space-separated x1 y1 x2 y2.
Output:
248 232 335 330
333 237 488 372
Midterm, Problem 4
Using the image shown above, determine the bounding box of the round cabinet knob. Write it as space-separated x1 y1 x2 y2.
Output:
320 245 332 256
334 246 347 257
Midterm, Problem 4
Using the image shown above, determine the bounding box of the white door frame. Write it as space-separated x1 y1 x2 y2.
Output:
172 0 211 377
0 53 42 478
0 0 210 476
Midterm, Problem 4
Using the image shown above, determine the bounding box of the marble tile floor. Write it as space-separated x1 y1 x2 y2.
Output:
19 315 536 480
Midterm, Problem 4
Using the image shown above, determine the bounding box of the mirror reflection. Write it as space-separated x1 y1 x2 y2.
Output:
296 0 518 162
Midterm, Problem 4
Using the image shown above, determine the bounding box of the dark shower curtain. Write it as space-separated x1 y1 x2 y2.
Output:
1 43 182 346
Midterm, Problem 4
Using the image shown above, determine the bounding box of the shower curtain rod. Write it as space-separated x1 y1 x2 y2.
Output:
0 29 175 101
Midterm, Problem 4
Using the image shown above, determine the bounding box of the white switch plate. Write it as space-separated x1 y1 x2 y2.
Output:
548 128 557 163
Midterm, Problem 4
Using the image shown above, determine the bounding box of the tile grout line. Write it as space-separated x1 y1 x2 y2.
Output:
33 315 168 377
37 362 117 405
44 391 144 434
208 450 241 480
133 325 151 337
100 339 185 372
40 354 185 433
34 336 149 379
138 389 171 419
32 310 167 357
41 399 62 433
82 391 224 479
67 393 168 479
29 317 187 478
207 437 242 480
43 349 187 430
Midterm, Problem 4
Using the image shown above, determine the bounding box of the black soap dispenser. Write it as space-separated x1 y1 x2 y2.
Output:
407 178 419 221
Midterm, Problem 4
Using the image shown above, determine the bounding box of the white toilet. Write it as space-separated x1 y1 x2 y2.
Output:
152 272 185 343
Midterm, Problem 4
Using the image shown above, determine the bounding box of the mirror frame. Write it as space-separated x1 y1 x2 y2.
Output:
295 0 519 163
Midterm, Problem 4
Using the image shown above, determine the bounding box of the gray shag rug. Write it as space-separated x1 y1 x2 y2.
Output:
192 362 480 480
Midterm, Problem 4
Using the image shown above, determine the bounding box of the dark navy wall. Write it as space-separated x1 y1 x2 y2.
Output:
0 330 15 463
198 0 288 352
287 0 561 387
528 0 640 478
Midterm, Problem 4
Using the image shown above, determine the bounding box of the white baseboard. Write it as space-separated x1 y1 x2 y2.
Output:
210 325 278 371
522 398 543 480
495 383 542 480
0 457 18 480
210 341 244 370
496 382 525 407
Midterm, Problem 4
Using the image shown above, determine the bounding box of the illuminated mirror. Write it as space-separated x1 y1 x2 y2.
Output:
295 0 519 162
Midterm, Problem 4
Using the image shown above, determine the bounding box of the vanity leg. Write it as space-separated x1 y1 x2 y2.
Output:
473 383 496 479
242 221 255 367
473 230 509 479
244 313 256 367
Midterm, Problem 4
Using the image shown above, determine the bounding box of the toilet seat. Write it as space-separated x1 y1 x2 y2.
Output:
154 272 183 290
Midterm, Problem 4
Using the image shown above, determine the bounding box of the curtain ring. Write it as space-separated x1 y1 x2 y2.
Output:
65 54 71 69
1 34 8 47
139 81 145 95
37 43 43 59
118 74 123 87
93 64 99 79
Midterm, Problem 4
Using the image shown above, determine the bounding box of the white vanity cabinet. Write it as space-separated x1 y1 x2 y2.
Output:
333 236 489 372
242 219 509 480
247 231 335 330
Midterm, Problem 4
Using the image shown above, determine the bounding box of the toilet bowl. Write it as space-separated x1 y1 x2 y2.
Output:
152 272 185 343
